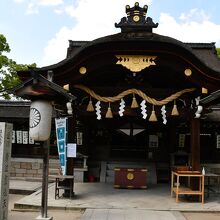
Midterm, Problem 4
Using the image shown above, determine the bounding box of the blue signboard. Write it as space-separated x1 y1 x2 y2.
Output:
55 118 67 175
58 140 65 153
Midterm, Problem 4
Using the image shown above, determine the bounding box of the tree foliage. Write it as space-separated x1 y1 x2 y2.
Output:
0 34 36 99
217 48 220 59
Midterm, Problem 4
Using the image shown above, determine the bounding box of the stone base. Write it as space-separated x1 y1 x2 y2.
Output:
36 215 53 220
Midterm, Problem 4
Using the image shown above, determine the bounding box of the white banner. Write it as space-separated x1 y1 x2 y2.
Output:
22 131 28 144
29 134 35 144
16 131 22 144
55 118 67 175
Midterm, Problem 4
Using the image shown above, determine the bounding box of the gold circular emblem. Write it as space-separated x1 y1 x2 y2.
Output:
133 15 140 22
184 68 192 77
79 66 87 74
132 57 140 64
127 172 134 180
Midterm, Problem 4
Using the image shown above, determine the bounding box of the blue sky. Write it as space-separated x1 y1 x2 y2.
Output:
1 0 220 67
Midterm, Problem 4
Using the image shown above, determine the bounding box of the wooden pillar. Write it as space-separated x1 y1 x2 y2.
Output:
67 116 75 175
190 118 201 171
40 140 51 219
168 120 177 153
63 115 76 197
168 119 177 170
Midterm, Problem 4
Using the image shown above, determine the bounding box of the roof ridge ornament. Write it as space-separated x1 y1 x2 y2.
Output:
115 2 158 33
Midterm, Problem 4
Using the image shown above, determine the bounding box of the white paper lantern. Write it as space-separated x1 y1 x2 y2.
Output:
29 100 52 141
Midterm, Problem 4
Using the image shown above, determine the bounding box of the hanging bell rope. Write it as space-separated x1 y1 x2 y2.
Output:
74 84 195 106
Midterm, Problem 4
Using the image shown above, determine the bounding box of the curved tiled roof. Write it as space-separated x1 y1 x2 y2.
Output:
24 32 220 80
17 2 220 84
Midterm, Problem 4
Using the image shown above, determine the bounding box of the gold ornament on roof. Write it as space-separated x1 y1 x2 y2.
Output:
116 55 157 72
202 87 208 94
79 66 87 74
133 15 140 22
63 84 69 91
184 68 192 76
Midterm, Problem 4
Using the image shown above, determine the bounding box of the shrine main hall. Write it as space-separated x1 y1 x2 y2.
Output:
5 2 220 188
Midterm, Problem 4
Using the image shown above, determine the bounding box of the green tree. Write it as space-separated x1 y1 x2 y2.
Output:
0 34 36 99
217 48 220 59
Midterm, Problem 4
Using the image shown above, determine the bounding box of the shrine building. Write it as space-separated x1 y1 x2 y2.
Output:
5 2 220 185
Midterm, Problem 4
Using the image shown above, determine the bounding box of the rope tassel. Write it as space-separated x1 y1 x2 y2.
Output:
149 105 157 122
105 103 113 118
171 100 179 116
131 93 139 108
86 97 95 112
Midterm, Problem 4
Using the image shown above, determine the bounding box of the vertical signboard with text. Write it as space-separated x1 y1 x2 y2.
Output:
55 118 67 175
0 123 13 220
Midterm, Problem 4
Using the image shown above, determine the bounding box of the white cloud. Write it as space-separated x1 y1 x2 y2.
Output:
42 26 70 66
38 0 63 6
26 2 38 14
40 0 151 66
40 2 220 67
179 8 210 23
13 0 25 3
156 10 220 44
26 0 63 14
54 9 63 14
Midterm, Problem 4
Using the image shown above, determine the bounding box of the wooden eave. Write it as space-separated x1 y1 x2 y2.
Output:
201 90 220 106
12 73 76 102
17 32 220 92
0 100 60 119
0 101 30 118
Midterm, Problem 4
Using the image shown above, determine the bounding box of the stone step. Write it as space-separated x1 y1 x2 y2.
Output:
106 170 114 177
106 176 114 183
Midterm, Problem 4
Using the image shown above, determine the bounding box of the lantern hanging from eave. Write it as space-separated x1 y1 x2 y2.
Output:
29 100 53 141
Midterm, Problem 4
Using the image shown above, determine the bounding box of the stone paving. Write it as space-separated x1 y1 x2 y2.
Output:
13 181 220 212
9 179 42 194
81 209 186 220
